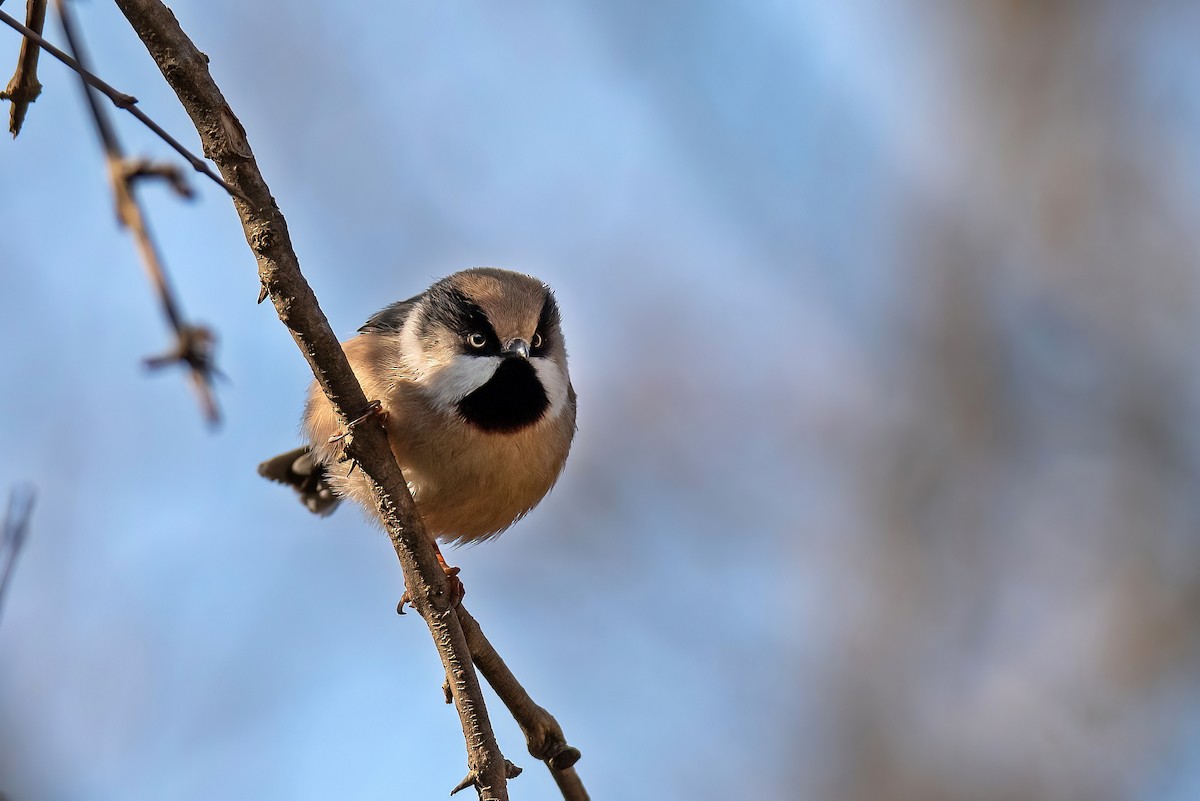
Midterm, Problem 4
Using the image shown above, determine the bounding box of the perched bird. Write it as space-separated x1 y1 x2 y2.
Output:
258 268 577 574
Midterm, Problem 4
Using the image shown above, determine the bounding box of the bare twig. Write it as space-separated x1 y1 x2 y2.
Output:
0 0 48 136
550 766 590 801
55 0 220 425
0 6 135 104
0 6 247 200
111 1 513 797
458 606 590 800
0 486 36 624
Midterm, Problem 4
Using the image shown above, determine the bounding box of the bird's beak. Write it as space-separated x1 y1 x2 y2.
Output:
503 339 530 359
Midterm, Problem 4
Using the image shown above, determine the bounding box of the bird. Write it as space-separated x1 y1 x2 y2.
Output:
258 267 577 592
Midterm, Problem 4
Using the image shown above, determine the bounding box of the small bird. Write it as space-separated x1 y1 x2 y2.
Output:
258 268 577 585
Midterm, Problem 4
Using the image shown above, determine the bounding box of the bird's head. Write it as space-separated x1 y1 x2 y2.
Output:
402 268 571 433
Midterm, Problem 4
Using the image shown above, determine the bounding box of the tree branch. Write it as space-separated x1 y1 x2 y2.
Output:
0 486 36 625
0 5 246 199
458 606 589 800
0 0 47 136
54 0 220 426
109 1 510 796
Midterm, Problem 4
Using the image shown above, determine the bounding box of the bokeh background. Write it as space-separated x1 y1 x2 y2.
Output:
3 1 1200 799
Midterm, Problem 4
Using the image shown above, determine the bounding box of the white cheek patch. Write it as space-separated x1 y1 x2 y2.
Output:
421 355 501 410
532 357 570 418
399 324 425 374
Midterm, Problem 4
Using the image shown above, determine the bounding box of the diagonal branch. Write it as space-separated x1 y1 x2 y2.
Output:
54 0 220 426
0 0 47 136
0 5 246 199
458 605 589 800
109 1 513 797
0 486 36 625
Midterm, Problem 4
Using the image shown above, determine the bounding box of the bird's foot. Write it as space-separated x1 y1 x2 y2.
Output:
396 552 465 614
329 400 386 462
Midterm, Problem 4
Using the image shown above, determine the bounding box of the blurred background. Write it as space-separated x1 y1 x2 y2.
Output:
2 1 1200 799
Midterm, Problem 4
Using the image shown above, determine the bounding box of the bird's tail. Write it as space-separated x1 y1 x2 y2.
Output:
257 446 341 516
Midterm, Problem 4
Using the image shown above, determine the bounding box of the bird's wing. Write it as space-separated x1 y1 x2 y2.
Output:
358 293 422 333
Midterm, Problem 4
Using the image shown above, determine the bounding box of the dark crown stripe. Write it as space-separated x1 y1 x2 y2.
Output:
420 282 502 353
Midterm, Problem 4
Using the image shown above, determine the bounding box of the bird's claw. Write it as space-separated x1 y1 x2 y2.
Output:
396 556 465 614
328 399 385 446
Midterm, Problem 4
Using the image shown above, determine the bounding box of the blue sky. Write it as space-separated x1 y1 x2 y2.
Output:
3 3 1200 800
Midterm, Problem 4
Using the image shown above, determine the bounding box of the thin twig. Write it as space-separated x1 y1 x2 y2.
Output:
0 0 48 136
549 766 590 801
0 6 135 104
0 6 248 200
0 486 36 624
111 1 513 798
55 0 220 425
458 605 590 800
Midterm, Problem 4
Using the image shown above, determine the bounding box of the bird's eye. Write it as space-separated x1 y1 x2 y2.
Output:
531 332 544 349
466 332 487 349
